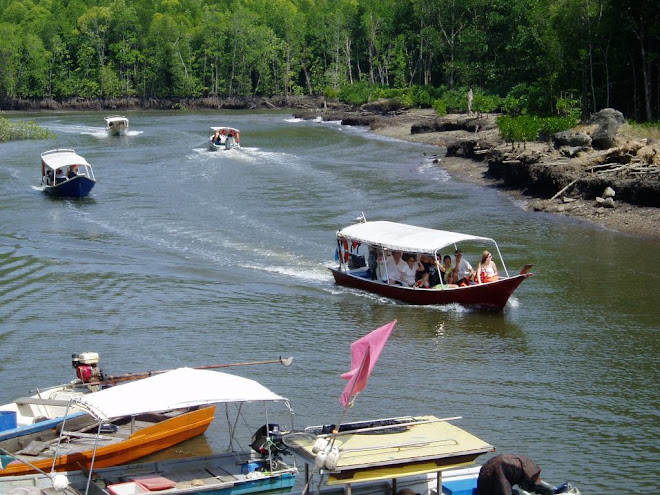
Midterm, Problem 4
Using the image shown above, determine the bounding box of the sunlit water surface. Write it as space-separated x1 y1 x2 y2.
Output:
0 111 658 494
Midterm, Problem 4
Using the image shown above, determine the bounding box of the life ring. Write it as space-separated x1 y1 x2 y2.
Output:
341 239 349 263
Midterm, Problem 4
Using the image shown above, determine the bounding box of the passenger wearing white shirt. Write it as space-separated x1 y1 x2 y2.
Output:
384 250 405 284
399 254 419 287
454 249 475 286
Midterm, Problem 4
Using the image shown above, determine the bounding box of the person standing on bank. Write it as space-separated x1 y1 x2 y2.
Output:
467 86 474 115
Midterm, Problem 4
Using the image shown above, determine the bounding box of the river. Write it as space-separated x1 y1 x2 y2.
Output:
0 111 658 494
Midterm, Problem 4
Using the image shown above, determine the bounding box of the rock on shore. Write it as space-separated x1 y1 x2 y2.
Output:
293 105 660 238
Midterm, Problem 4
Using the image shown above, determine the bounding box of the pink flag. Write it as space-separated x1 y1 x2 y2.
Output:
340 320 396 408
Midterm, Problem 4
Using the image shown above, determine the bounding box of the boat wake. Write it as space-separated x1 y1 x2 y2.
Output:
243 262 331 282
47 124 105 136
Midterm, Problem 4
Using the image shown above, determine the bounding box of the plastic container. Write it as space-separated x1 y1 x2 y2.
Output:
442 477 478 495
107 482 146 495
241 461 261 474
0 411 17 432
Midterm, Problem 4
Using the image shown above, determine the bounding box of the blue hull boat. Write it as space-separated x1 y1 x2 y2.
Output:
41 149 96 198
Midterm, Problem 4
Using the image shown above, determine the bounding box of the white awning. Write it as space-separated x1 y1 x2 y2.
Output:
337 221 495 253
72 368 288 421
41 149 91 170
104 116 128 123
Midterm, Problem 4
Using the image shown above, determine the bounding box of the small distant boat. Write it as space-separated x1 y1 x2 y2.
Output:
330 219 533 310
104 115 129 135
41 149 96 198
208 126 240 151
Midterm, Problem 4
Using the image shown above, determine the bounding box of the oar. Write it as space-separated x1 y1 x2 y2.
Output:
31 356 294 391
92 356 295 386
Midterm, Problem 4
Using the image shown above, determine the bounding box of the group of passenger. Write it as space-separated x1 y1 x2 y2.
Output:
45 165 79 186
212 129 238 146
370 247 499 288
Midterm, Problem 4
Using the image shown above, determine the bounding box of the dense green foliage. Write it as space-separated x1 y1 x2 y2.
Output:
0 0 658 121
0 117 55 141
496 114 578 149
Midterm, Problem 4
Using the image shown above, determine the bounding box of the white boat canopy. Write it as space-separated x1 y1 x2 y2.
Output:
41 149 91 171
337 221 495 253
104 115 128 123
72 368 290 421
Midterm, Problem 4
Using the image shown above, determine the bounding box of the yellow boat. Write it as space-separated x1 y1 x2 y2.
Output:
284 415 494 493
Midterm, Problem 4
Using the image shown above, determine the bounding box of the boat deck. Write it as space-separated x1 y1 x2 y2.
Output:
285 415 493 486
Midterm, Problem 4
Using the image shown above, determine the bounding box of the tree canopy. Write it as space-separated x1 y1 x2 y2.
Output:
0 0 657 120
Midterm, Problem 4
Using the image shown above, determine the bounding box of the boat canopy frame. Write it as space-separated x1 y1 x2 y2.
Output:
40 149 96 183
336 221 511 286
44 368 294 495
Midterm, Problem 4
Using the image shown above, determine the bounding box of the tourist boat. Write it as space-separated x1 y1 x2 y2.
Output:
0 369 219 477
283 415 494 495
104 115 129 136
0 367 297 495
41 149 96 198
330 220 533 310
208 126 240 151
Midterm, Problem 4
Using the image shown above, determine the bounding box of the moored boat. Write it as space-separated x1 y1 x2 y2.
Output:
208 126 240 151
284 415 494 494
104 116 129 136
41 149 96 198
330 219 533 310
0 367 298 495
0 369 220 477
0 352 107 443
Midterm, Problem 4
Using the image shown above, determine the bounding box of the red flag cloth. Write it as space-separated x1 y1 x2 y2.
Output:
340 320 396 407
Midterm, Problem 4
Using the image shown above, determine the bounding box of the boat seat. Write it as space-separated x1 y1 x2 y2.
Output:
14 397 72 407
166 469 225 487
15 440 51 456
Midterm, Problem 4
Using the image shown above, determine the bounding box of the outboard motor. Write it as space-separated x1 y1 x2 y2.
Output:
250 424 288 457
72 352 104 383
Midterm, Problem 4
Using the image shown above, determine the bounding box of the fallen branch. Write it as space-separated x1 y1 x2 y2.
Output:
550 177 581 200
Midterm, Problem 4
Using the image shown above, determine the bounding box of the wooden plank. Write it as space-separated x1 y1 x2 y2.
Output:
14 397 71 407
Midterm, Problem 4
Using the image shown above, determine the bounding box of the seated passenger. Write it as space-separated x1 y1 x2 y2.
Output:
476 250 499 283
399 253 418 287
383 250 405 285
367 246 378 280
415 253 441 288
66 165 78 179
454 249 475 286
440 254 453 284
55 168 66 184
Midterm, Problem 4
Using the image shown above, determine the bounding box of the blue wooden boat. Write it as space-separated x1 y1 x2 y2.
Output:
41 149 96 198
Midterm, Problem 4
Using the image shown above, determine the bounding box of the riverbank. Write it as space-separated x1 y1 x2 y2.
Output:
293 107 660 239
5 96 658 238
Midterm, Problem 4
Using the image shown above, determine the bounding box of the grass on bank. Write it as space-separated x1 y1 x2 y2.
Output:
0 117 55 142
621 121 660 140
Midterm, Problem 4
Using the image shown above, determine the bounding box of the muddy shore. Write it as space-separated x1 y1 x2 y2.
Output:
293 107 660 239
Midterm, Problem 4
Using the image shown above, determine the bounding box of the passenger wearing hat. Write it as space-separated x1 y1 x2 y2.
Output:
454 249 475 286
